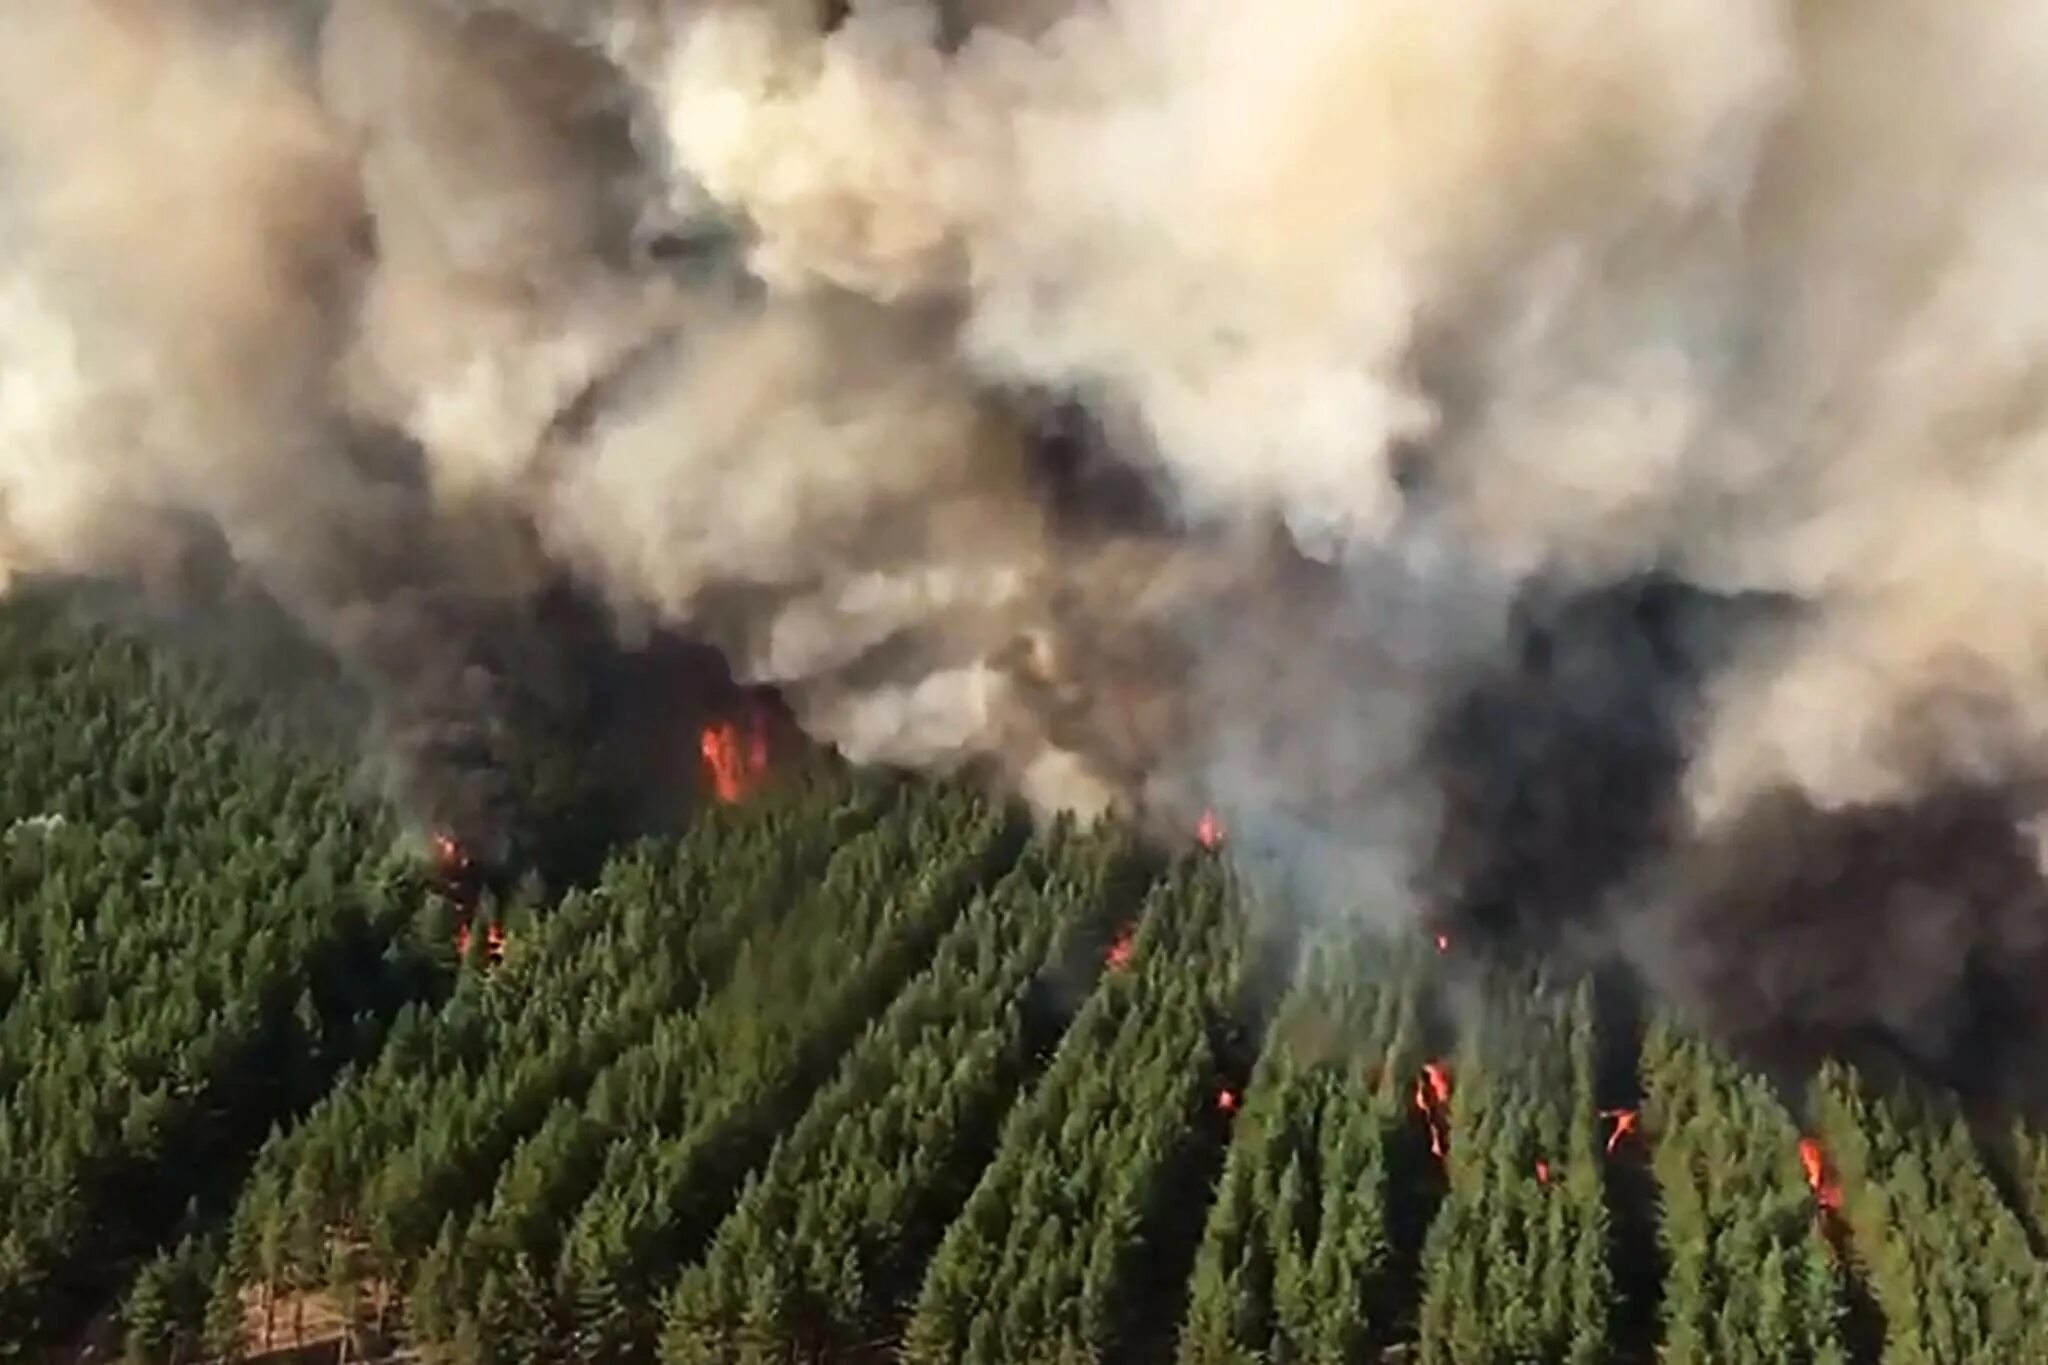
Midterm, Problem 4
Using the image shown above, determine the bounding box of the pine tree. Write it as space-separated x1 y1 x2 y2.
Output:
121 1258 174 1365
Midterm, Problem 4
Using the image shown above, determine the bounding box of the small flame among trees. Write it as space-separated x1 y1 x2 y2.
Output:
1215 1088 1240 1115
700 708 772 804
1105 926 1136 972
1600 1108 1641 1157
1195 809 1225 849
1414 1060 1453 1160
1798 1136 1843 1213
454 920 506 966
426 831 503 968
428 830 470 878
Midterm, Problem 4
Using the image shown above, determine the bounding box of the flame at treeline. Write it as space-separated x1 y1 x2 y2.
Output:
427 828 507 965
4 0 2048 1126
1798 1136 1844 1214
699 697 775 805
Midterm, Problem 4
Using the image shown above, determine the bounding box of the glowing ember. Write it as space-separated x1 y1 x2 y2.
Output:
427 830 481 918
1216 1088 1240 1115
453 919 507 968
1434 931 1450 953
1798 1136 1843 1212
1105 926 1136 971
1535 1158 1551 1185
1195 808 1225 849
429 829 469 872
1600 1108 1641 1157
700 708 772 804
1413 1059 1453 1160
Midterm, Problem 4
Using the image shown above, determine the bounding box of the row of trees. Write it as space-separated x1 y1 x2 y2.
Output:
214 776 1026 1362
0 599 432 1361
1175 935 1423 1364
203 775 871 1360
1415 978 1611 1365
661 820 1149 1361
899 859 1244 1364
1814 1061 2048 1363
221 779 874 1298
25 592 2048 1363
1638 1022 1845 1365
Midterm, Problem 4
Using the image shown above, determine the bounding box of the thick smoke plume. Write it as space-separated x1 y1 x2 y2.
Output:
7 0 2048 1094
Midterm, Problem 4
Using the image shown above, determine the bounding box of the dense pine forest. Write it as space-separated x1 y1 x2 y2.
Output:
9 589 2048 1365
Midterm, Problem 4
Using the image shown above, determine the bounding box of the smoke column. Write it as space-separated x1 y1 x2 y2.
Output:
7 0 2048 1094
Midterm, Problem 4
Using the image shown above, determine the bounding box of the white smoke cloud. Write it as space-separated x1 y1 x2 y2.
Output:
8 0 2048 982
632 0 2048 840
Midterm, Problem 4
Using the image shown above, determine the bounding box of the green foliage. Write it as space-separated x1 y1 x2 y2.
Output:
1177 934 1420 1365
1639 1020 1845 1365
1416 979 1611 1365
8 590 2046 1365
1814 1062 2048 1364
0 596 429 1360
901 856 1245 1365
661 820 1148 1362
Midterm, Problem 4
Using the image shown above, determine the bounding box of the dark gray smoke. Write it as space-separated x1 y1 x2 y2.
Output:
7 0 2048 1084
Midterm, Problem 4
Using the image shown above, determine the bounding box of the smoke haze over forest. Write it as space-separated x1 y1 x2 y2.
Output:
7 0 2048 1096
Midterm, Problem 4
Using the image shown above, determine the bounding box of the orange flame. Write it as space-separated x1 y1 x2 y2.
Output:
453 918 507 968
1600 1108 1641 1157
429 829 469 872
1196 808 1225 849
1105 926 1136 972
700 708 771 804
1434 931 1450 953
1535 1158 1551 1185
1420 1060 1452 1108
1798 1136 1843 1212
1216 1088 1240 1115
1413 1060 1453 1160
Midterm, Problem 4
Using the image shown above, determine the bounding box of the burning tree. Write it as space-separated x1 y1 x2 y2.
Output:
1600 1107 1640 1157
1636 1020 1846 1364
1415 982 1610 1365
1796 1136 1842 1214
698 696 776 804
1413 1060 1453 1162
1179 931 1419 1365
1807 1061 2048 1362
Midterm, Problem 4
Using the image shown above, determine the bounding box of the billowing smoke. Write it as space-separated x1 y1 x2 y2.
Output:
7 0 2048 1095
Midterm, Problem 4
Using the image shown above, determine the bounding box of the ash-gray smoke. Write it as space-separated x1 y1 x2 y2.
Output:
7 0 2048 1077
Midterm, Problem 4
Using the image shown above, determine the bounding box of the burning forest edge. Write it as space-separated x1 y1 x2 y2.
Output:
11 0 2048 1356
6 0 2048 1117
7 593 2048 1364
